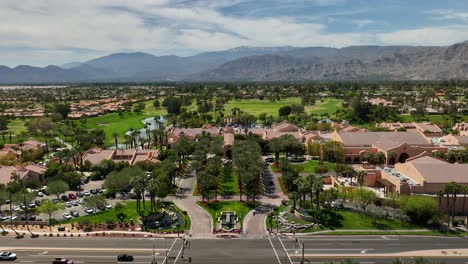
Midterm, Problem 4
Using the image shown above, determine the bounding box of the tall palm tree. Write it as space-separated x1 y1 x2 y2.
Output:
112 132 119 149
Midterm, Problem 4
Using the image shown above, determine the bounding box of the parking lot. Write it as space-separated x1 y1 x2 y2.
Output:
0 179 119 223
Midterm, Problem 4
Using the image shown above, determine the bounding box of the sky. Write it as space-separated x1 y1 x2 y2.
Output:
2 0 468 67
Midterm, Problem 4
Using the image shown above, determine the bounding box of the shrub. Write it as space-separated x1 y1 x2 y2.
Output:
49 218 59 226
78 218 90 226
399 195 439 225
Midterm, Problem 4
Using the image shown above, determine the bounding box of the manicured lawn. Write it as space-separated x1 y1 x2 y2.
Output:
280 208 421 233
305 98 343 116
142 100 167 116
277 176 288 194
62 201 139 224
197 201 257 228
224 98 302 117
291 160 336 173
8 118 28 134
85 112 151 146
219 167 239 196
335 210 419 230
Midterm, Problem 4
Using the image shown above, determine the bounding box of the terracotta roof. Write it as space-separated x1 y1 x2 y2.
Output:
407 156 468 183
82 148 114 164
336 131 432 150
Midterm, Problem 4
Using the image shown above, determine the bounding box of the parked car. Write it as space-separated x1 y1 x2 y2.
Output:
84 208 94 214
12 206 20 211
68 193 76 200
76 192 84 198
105 204 112 209
60 195 70 201
97 188 103 194
0 252 17 260
83 191 90 196
264 157 274 163
64 202 72 208
41 189 49 196
28 202 36 209
70 210 79 217
52 257 73 264
97 204 106 211
62 213 72 220
35 200 42 206
90 189 97 195
51 198 60 203
37 192 44 197
117 254 134 262
71 201 79 206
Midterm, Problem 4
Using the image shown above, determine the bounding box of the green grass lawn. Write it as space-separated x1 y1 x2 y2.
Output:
85 112 148 146
306 98 343 116
224 97 302 117
279 207 422 233
290 160 336 173
197 201 257 229
62 201 139 224
277 176 288 194
219 167 239 196
8 118 28 134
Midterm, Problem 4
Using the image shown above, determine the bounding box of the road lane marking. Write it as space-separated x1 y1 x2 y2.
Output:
268 237 282 264
277 236 293 264
163 238 177 264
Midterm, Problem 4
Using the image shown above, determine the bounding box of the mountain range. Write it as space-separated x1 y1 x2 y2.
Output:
1 42 468 83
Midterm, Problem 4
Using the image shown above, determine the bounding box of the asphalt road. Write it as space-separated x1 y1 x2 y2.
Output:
0 235 466 264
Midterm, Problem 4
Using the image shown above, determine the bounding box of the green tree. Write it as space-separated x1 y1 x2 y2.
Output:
104 169 132 193
37 200 64 230
278 105 292 116
268 138 284 163
350 187 377 212
399 195 439 225
83 195 106 213
47 180 69 199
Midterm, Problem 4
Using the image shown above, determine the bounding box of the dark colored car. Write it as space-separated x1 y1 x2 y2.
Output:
265 157 274 163
60 195 70 201
97 204 106 211
76 192 84 198
51 198 60 203
34 200 41 206
68 193 76 200
117 254 134 262
90 189 97 195
41 189 49 196
97 188 103 193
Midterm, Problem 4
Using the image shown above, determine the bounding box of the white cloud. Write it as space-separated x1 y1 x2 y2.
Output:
377 25 468 46
425 9 468 22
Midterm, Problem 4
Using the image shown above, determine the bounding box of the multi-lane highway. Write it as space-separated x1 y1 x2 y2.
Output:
1 235 467 263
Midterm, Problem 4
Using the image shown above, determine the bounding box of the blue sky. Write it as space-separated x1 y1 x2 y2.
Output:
2 0 468 67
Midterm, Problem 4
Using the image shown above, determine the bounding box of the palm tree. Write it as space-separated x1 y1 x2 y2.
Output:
391 258 406 264
462 186 468 217
268 138 283 163
112 132 119 149
443 182 462 226
357 170 366 187
310 174 324 213
294 176 309 208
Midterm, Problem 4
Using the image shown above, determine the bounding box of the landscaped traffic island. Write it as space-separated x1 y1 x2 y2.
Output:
197 201 258 233
59 201 190 234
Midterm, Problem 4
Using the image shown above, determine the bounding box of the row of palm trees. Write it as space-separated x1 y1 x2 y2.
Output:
439 182 468 227
112 117 167 150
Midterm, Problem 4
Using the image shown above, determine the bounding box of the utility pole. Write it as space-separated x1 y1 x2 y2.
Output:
301 243 305 264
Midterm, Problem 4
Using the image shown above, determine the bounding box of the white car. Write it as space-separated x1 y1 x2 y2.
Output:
105 204 112 209
0 252 17 260
84 208 94 214
64 202 72 208
83 191 91 196
62 213 72 220
12 206 20 211
37 192 44 197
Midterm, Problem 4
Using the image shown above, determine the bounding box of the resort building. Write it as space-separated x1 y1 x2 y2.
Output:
330 130 448 164
82 148 159 165
0 164 47 185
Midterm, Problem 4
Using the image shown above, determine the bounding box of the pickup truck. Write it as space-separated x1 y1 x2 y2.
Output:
52 257 73 264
